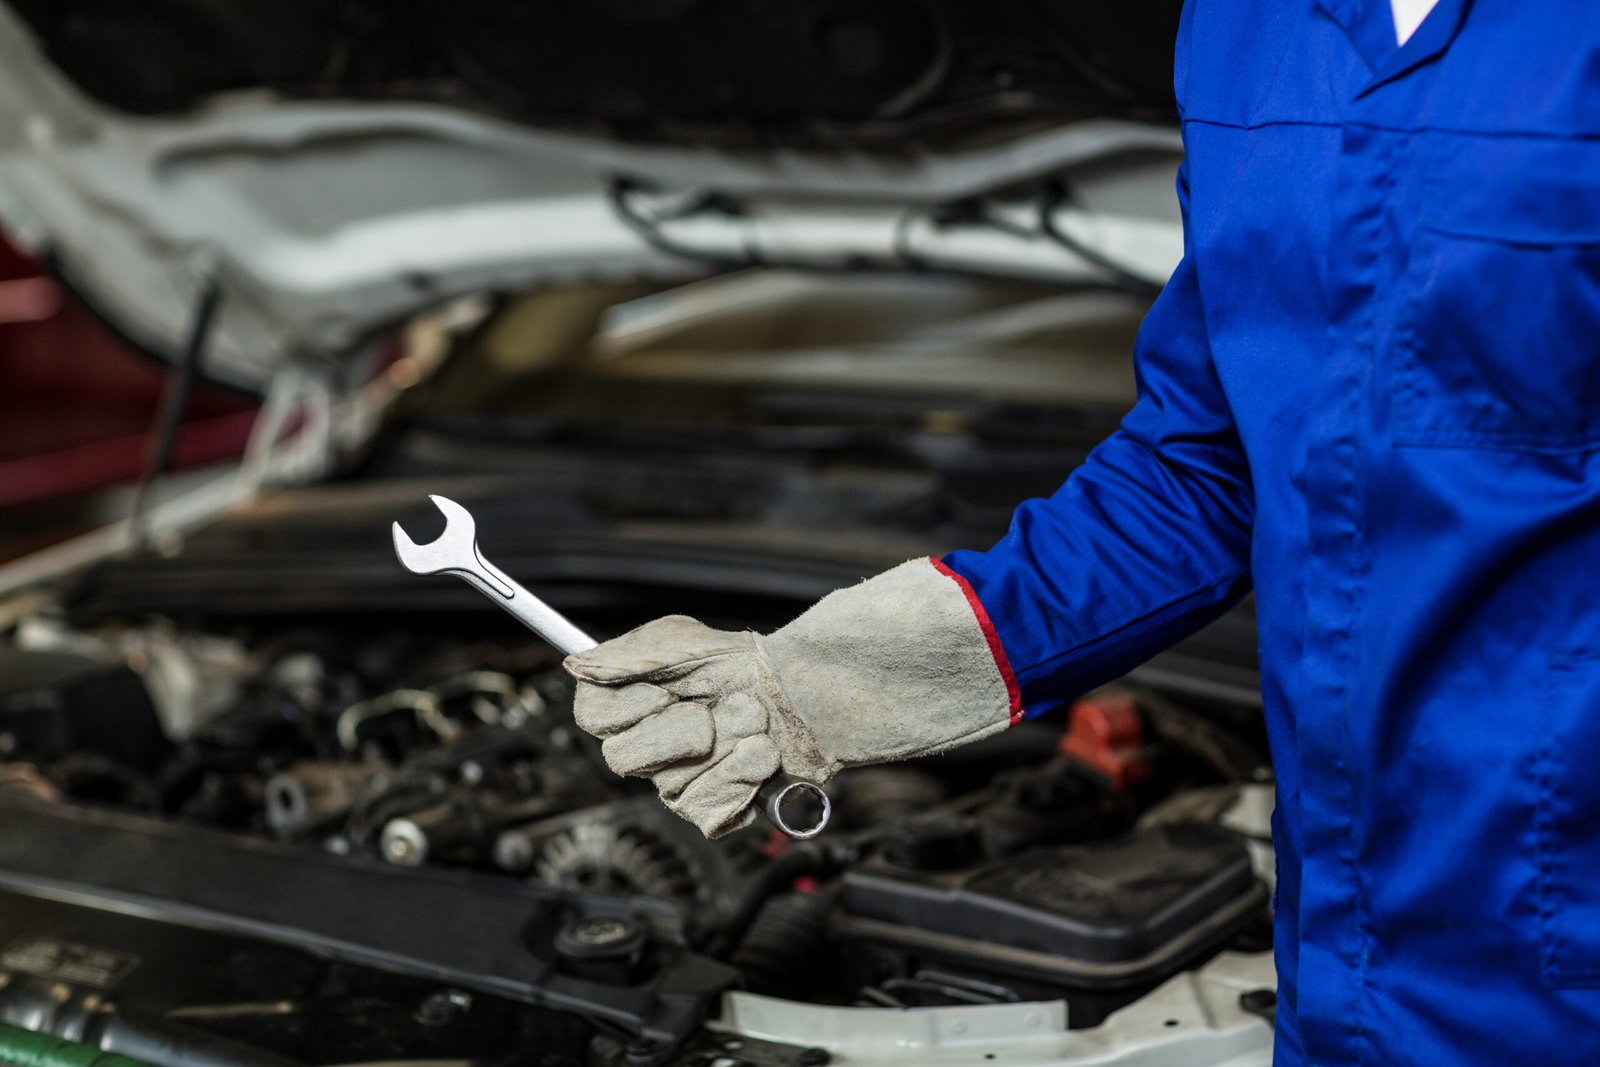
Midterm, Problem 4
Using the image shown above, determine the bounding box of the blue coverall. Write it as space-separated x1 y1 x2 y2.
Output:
943 0 1600 1062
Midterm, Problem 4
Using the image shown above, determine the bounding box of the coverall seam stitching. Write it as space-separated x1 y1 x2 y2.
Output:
1184 117 1342 132
1351 128 1413 1067
1536 660 1558 981
1530 655 1600 987
1385 434 1600 453
1392 224 1431 448
1186 116 1600 142
1347 143 1381 1067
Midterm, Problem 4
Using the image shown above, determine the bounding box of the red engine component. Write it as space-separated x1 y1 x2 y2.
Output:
1060 689 1152 793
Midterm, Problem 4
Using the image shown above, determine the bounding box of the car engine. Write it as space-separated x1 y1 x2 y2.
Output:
0 596 1274 1067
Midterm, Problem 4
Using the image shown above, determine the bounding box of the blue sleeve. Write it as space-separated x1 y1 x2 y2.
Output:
941 161 1254 719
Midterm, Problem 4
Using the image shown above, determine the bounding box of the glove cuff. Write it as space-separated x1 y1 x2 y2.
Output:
761 557 1020 779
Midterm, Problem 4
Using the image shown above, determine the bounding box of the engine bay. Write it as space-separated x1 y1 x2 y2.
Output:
0 594 1275 1066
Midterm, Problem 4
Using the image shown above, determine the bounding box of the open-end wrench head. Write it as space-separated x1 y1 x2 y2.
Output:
391 494 481 576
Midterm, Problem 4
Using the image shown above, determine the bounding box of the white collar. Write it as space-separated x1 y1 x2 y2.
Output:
1390 0 1442 44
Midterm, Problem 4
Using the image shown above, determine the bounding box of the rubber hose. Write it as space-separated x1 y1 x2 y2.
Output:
92 1011 302 1067
0 1022 158 1067
729 891 836 998
707 846 822 959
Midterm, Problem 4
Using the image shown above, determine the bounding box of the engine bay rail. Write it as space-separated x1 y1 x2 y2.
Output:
0 799 735 1051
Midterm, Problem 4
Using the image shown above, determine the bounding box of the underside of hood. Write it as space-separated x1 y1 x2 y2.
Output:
0 1 1184 392
8 1 1184 146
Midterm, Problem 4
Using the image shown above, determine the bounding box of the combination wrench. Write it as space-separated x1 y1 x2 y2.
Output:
391 494 831 839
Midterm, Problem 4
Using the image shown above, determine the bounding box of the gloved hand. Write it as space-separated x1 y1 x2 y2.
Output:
564 558 1017 837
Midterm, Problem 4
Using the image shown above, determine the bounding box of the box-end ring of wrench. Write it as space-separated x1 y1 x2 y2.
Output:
391 494 831 840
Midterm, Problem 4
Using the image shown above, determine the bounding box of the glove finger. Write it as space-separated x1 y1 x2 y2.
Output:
664 734 781 839
572 681 672 736
564 616 741 685
600 701 714 776
651 753 706 800
650 692 770 798
710 805 758 838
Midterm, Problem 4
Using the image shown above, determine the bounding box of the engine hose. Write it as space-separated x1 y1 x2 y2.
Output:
729 891 836 999
0 980 301 1067
706 846 824 960
90 1011 302 1067
0 1022 157 1067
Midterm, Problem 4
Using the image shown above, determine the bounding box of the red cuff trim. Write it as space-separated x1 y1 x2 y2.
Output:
929 557 1024 725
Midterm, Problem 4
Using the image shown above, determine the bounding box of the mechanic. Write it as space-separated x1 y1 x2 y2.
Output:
567 1 1600 1063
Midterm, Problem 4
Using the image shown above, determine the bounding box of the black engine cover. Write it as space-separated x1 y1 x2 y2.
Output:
839 822 1266 988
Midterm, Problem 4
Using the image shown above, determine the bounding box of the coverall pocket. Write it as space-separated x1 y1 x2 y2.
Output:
1391 134 1600 453
1535 650 1600 988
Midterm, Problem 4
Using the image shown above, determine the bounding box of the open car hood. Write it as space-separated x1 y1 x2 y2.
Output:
0 1 1183 392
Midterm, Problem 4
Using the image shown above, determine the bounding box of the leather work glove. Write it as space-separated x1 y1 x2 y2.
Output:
564 559 1016 837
